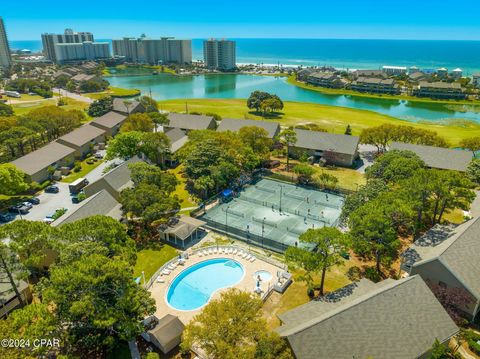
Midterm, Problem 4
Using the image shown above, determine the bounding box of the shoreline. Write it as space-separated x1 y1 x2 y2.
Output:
286 76 480 108
103 65 480 109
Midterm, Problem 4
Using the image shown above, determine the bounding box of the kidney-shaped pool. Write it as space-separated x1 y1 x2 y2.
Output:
166 258 245 311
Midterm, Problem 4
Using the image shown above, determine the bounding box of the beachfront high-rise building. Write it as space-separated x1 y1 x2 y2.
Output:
0 17 12 69
203 39 236 71
54 41 110 64
112 36 192 65
41 29 94 63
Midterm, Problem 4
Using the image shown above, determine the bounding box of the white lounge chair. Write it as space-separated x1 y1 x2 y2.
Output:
245 254 252 260
203 250 209 256
198 251 203 257
228 248 233 254
250 256 256 262
208 248 214 255
157 277 165 283
233 248 238 255
213 247 218 254
221 247 226 254
161 269 171 275
242 252 248 259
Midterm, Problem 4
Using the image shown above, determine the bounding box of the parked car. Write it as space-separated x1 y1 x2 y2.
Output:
22 202 33 210
0 212 15 223
94 153 104 159
8 204 29 214
45 185 60 193
26 197 40 205
42 218 54 225
71 196 80 204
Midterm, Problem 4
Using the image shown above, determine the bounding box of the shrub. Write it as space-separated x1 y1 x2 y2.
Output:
468 340 480 356
364 266 382 283
206 112 222 121
73 161 82 172
144 353 160 359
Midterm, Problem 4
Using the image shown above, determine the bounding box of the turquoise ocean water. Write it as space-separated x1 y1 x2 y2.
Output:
10 38 480 74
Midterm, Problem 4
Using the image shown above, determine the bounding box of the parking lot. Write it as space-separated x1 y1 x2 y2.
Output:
4 157 120 225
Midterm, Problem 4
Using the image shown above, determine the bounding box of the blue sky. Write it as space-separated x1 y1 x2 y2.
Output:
2 0 480 40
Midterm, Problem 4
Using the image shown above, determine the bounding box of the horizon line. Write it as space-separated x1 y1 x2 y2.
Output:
8 37 480 42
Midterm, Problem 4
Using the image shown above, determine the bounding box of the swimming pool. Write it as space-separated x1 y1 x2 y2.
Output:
166 258 245 311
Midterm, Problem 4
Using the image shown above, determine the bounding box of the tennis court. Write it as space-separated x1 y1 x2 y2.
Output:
201 178 344 252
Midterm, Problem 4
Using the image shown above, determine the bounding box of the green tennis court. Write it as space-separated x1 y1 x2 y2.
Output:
201 178 344 252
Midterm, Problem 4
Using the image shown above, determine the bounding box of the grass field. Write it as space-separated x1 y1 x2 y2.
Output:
84 87 141 100
168 165 197 211
262 258 353 329
133 244 178 281
61 158 104 183
158 98 480 146
11 97 89 117
287 75 480 107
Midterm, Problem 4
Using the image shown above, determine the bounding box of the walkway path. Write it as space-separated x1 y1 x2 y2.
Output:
53 88 93 104
128 340 140 359
470 190 480 218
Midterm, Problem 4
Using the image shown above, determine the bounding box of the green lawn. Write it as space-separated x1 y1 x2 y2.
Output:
61 158 104 183
168 165 197 210
287 75 480 106
11 97 89 117
133 244 178 281
157 98 480 146
262 258 354 329
84 87 141 100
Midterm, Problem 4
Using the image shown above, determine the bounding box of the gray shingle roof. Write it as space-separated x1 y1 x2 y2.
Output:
11 142 76 176
277 276 458 359
112 98 144 114
217 118 280 138
390 142 473 171
294 129 360 155
165 128 188 153
103 157 141 191
167 113 216 131
407 217 480 300
57 124 106 147
54 189 122 226
148 314 184 350
91 111 127 129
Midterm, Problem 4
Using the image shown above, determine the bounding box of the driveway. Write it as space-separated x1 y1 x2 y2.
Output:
356 144 378 173
53 88 93 104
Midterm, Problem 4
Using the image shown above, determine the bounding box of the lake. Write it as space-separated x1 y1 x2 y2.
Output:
106 70 480 123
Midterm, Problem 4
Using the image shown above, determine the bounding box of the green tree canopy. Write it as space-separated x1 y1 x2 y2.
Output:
105 131 143 160
140 132 171 167
238 126 273 159
39 253 155 351
120 113 154 133
459 136 480 156
360 124 448 153
0 102 14 116
139 96 158 113
181 289 292 359
286 227 350 296
467 158 480 185
0 164 29 195
365 150 425 183
87 96 113 117
280 128 297 170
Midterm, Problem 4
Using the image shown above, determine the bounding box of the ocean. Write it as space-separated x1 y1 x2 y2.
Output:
10 38 480 74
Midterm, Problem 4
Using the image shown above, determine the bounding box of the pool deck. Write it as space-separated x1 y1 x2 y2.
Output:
149 249 284 324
